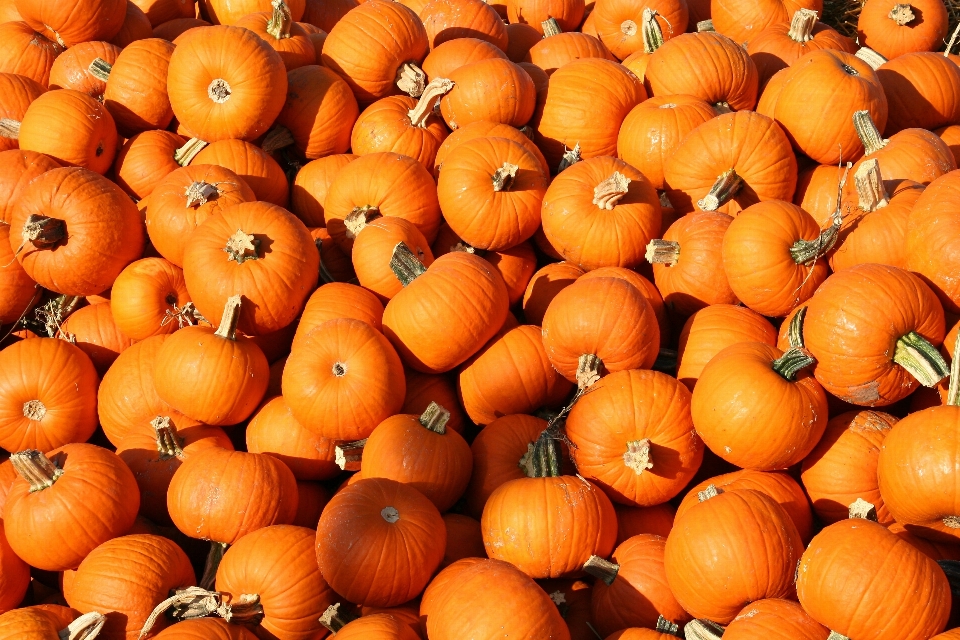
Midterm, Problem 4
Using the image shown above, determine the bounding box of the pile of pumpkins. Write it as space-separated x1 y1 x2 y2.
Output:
4 0 960 636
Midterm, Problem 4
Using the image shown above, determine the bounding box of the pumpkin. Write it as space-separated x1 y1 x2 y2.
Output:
438 136 547 251
849 110 955 186
350 93 447 170
182 201 318 336
906 170 960 314
18 90 117 174
593 0 688 59
291 481 329 528
433 119 548 176
153 618 258 640
5 445 140 571
541 276 659 383
645 32 758 111
353 216 435 302
154 296 270 425
458 322 572 425
301 0 356 31
617 95 716 191
152 17 210 40
675 470 814 542
505 22 543 61
215 525 335 640
662 110 797 214
58 301 134 376
102 38 175 136
65 534 195 640
146 164 256 268
361 402 473 511
443 238 537 307
586 534 690 637
857 0 947 60
422 37 508 80
113 130 186 199
507 0 584 33
0 23 64 86
577 267 669 344
724 599 829 640
383 249 510 373
108 1 153 47
190 139 290 207
441 513 486 567
748 12 855 91
0 523 29 615
317 477 445 607
527 28 614 75
664 488 803 623
676 304 776 389
540 156 660 270
421 557 571 639
534 578 594 640
614 502 675 543
0 606 104 639
331 614 420 640
167 446 298 544
464 414 545 517
804 263 946 405
566 369 703 506
235 2 316 71
202 0 304 24
324 152 442 251
167 25 287 142
0 148 58 225
0 72 45 153
276 65 358 160
133 0 195 25
109 258 191 341
758 50 887 165
522 261 584 325
320 0 429 104
647 211 738 316
310 226 357 283
796 518 950 639
292 282 384 347
712 0 822 46
421 0 508 50
0 223 37 325
877 52 960 135
246 396 340 481
793 162 846 226
0 336 98 452
535 58 645 171
937 123 960 165
435 59 535 130
481 434 617 578
291 154 358 227
606 630 677 640
15 0 126 45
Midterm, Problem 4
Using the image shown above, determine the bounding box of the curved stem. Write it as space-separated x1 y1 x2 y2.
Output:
408 77 453 127
265 0 292 39
174 138 208 166
641 8 665 53
788 8 818 42
645 239 679 266
557 143 581 173
390 242 427 286
894 331 949 387
697 168 742 211
523 430 561 478
582 555 619 585
772 347 816 381
947 22 960 57
855 47 887 70
396 63 426 98
592 171 631 209
853 110 887 156
319 603 358 634
790 218 840 264
419 401 450 434
213 295 242 340
786 306 807 349
947 328 960 406
10 450 62 492
62 612 106 640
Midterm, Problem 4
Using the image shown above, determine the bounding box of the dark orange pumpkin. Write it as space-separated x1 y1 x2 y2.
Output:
433 118 548 176
291 282 384 348
421 0 507 50
58 301 135 376
521 261 583 325
113 130 186 200
614 502 675 543
907 170 960 314
402 368 467 434
277 64 358 159
0 149 58 224
246 395 340 482
350 92 447 170
0 222 37 326
422 37 508 80
191 138 290 207
16 0 127 46
235 2 316 70
857 0 947 60
353 216 435 302
0 72 45 153
102 38 175 136
0 22 64 86
290 153 358 227
724 599 829 640
110 257 192 341
439 58 536 130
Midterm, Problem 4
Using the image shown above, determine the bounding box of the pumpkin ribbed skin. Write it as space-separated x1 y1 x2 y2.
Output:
19 90 118 174
202 0 304 24
0 22 64 86
351 94 446 169
747 19 855 91
663 110 796 214
801 410 897 526
16 0 126 46
464 414 546 517
0 223 36 325
527 32 614 75
283 318 406 440
302 0 355 31
246 396 340 481
0 72 45 153
566 370 703 506
522 261 583 325
336 614 420 640
804 264 945 406
103 38 175 136
712 0 822 46
66 534 196 640
291 154 358 227
153 619 258 640
167 25 287 142
216 525 336 640
850 128 955 188
665 489 803 624
507 0 584 33
646 32 758 110
441 58 536 130
422 37 508 80
110 2 154 48
234 10 316 71
535 58 646 170
191 139 290 207
168 448 298 544
434 119 548 176
793 162 845 226
540 156 660 271
421 0 508 50
317 477 445 607
402 369 467 434
0 148 59 224
796 519 951 640
58 301 135 376
110 258 191 341
907 170 960 314
877 52 960 135
292 282 384 348
320 0 428 105
441 513 486 567
615 502 675 543
383 251 510 373
278 64 358 160
857 0 947 60
0 604 83 638
724 599 829 640
354 217 435 302
578 267 668 347
113 130 185 199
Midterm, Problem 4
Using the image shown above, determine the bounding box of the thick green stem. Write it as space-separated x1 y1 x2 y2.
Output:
894 331 949 387
697 168 742 211
641 8 664 53
772 348 816 381
786 306 807 349
582 555 619 586
523 431 561 478
790 220 840 264
419 401 450 434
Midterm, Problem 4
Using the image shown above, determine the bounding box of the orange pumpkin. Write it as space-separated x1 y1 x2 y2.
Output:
277 64 358 159
291 153 358 227
593 0 688 59
712 0 822 46
528 29 615 74
352 216 435 302
191 138 290 206
109 1 155 48
422 37 508 80
507 0 585 33
246 395 339 481
464 414 546 517
433 118 548 176
857 0 947 60
49 41 119 99
202 0 305 24
301 0 356 30
849 111 955 186
793 162 845 226
907 170 960 314
58 301 134 376
0 72 45 153
350 93 447 170
102 38 175 136
505 22 542 61
522 261 584 325
152 618 259 639
0 148 58 222
438 58 536 130
0 22 64 86
152 16 211 40
441 513 486 567
578 266 669 348
110 257 192 341
614 502 675 543
291 282 384 348
421 0 507 50
133 0 195 25
402 368 467 434
235 2 316 71
113 130 186 199
16 0 127 46
877 52 960 135
724 599 829 640
0 222 37 325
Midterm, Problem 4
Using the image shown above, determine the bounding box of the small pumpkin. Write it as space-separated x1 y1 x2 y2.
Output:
108 1 154 47
906 170 960 314
0 606 104 640
521 261 584 325
276 64 358 159
301 0 356 31
15 0 126 46
433 118 548 176
235 1 316 70
102 37 176 136
724 599 829 640
438 58 537 130
507 0 584 33
328 613 421 640
505 22 543 61
422 37 508 80
848 109 955 186
857 0 947 60
290 153 358 227
712 0 823 46
0 22 64 86
58 301 135 376
441 513 486 567
291 282 384 348
246 395 340 482
877 52 960 134
152 618 258 640
593 0 687 59
191 139 291 207
0 148 59 224
528 26 615 75
113 130 186 200
420 0 508 50
578 266 669 345
353 217 435 302
0 72 45 153
110 257 192 341
402 368 467 434
350 91 447 170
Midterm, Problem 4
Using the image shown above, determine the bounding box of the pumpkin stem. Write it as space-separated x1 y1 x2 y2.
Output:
161 301 206 329
946 22 960 57
137 586 263 639
451 241 480 255
853 110 888 156
853 158 888 212
491 162 519 192
87 57 113 81
623 438 654 475
265 0 293 39
787 8 818 42
893 331 950 387
390 242 428 286
557 143 581 174
174 138 209 166
207 78 232 104
656 616 682 637
826 633 851 640
946 328 960 406
659 191 673 208
408 77 454 127
224 229 260 264
419 401 450 434
645 239 680 266
713 102 732 114
685 620 725 640
576 353 604 390
547 590 569 617
20 214 66 249
888 3 914 24
61 612 106 640
592 171 631 210
696 19 714 31
32 294 81 338
523 430 562 478
344 205 381 239
855 47 887 70
582 555 619 585
789 217 841 265
10 450 62 492
848 497 878 521
213 295 242 340
786 306 807 349
184 181 221 208
335 438 367 470
519 124 535 140
261 125 294 153
771 347 816 381
542 16 562 35
697 484 722 502
396 62 427 98
641 8 665 53
152 416 184 461
319 603 358 634
0 118 21 140
697 168 742 211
